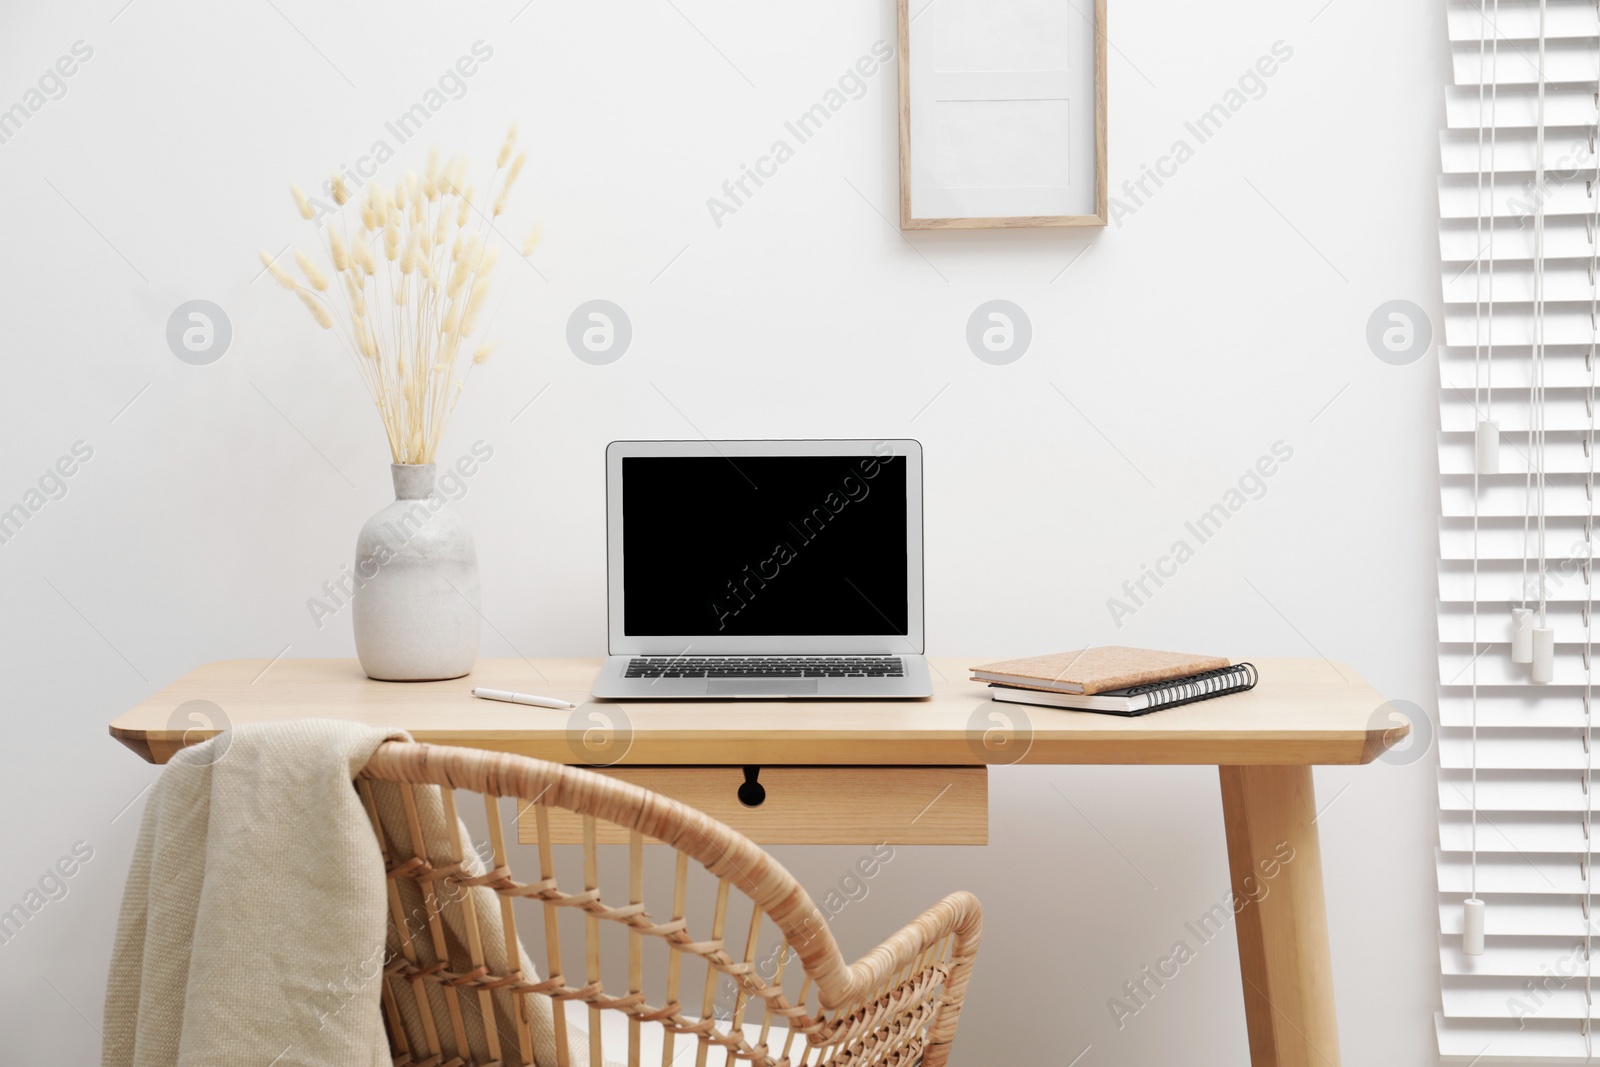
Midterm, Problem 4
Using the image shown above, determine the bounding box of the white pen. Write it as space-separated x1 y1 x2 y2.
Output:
471 687 578 710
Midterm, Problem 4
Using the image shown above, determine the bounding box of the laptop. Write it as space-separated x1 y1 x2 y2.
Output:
591 439 933 699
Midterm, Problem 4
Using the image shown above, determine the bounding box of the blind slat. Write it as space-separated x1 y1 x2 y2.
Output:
1454 40 1600 85
1447 0 1600 42
1439 346 1593 389
1445 83 1600 130
1440 434 1593 476
1440 690 1598 725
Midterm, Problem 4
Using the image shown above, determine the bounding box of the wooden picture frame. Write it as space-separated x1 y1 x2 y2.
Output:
897 0 1107 229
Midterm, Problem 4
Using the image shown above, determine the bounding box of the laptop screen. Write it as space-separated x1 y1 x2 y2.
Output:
621 454 909 637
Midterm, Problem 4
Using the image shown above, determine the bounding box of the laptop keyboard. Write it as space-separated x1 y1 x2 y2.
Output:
625 657 905 679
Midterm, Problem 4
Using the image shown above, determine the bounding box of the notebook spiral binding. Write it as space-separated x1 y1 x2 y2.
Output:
1119 662 1259 711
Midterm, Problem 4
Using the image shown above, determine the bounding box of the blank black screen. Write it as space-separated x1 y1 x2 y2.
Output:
621 455 909 637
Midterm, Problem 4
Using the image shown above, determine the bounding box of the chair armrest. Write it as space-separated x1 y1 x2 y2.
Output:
844 890 981 995
825 890 982 1067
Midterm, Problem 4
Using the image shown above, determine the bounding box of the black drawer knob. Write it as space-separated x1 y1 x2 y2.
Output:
737 766 766 808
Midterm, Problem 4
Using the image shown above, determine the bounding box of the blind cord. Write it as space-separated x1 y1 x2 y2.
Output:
1585 0 1600 1043
1526 0 1546 616
1486 0 1499 425
1470 0 1503 909
1535 0 1550 628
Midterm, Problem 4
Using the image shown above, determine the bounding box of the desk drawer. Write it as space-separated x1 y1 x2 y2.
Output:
516 766 986 846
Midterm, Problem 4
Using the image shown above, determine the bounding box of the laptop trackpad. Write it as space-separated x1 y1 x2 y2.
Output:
707 680 817 696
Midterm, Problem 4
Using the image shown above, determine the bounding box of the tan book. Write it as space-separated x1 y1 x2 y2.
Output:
970 646 1231 695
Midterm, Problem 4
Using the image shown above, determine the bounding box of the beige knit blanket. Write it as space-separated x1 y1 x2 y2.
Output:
103 719 611 1067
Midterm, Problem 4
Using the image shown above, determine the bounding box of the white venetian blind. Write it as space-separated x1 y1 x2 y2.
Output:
1437 0 1600 1061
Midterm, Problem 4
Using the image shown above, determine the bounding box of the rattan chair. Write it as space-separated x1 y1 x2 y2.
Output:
356 741 982 1067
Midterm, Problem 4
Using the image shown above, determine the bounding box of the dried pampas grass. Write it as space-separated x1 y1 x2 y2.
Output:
263 123 536 464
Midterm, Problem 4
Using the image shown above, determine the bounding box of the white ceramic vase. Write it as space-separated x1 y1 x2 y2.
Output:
353 464 480 681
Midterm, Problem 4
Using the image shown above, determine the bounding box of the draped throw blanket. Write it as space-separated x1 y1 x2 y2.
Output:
104 719 609 1067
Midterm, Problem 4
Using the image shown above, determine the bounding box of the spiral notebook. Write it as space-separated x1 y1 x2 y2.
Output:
987 663 1259 716
971 646 1231 695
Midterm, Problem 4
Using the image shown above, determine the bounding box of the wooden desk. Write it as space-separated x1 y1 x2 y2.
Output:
108 656 1399 1067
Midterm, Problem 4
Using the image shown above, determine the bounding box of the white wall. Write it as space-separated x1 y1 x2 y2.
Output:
0 0 1448 1063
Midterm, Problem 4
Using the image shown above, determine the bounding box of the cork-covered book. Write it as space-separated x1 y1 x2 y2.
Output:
970 646 1231 695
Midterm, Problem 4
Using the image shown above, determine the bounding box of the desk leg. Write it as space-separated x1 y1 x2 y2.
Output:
1218 765 1340 1067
